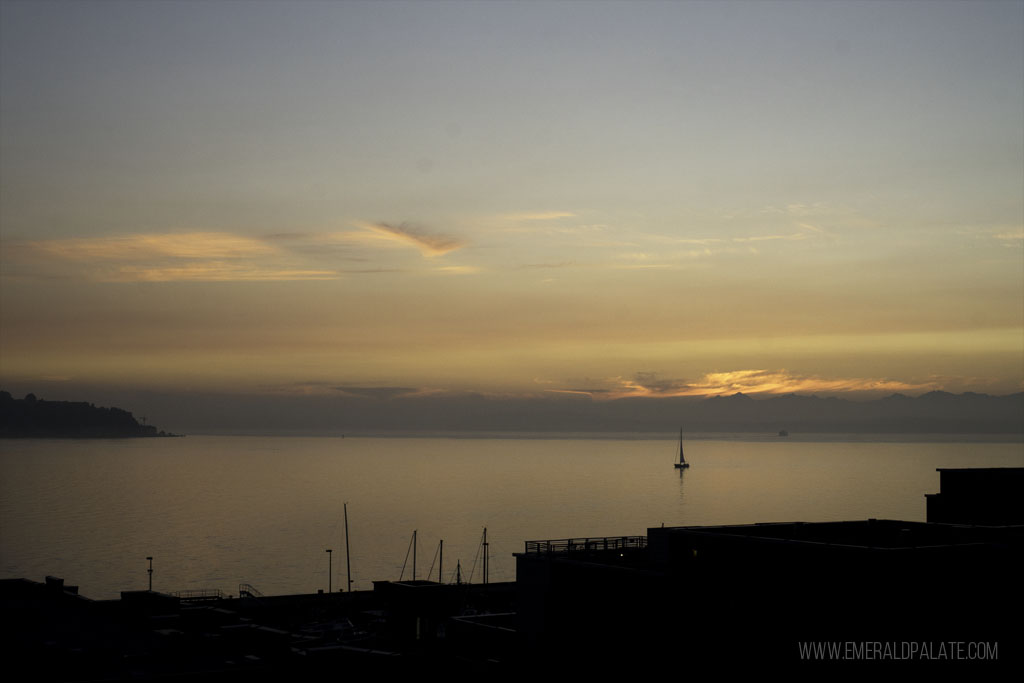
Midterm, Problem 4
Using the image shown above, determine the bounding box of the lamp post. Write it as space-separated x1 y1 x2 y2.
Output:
326 549 333 593
344 502 352 592
146 556 153 592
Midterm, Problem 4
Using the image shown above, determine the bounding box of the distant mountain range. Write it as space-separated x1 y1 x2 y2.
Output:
359 390 1024 435
2 388 1020 436
670 390 1024 434
0 391 175 438
130 388 1023 436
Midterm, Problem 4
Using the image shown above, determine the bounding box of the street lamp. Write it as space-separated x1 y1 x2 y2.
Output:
146 556 153 591
326 549 333 593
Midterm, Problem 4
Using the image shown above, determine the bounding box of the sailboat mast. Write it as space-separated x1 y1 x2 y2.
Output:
482 527 489 585
673 427 690 469
412 529 417 581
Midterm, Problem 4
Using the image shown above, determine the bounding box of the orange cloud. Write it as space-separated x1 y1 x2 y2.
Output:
12 232 340 282
26 232 276 261
568 369 938 400
357 222 466 256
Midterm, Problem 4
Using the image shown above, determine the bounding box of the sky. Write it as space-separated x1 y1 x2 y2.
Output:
1 0 1022 413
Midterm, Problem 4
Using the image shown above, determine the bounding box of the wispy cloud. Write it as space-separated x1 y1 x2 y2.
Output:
332 386 422 399
545 388 605 398
611 263 677 270
647 236 724 246
433 265 481 275
5 224 472 282
501 211 577 221
760 202 831 217
105 264 338 282
26 232 276 260
738 202 876 232
11 232 341 282
266 382 448 399
486 211 603 236
615 248 713 264
518 261 577 269
730 232 811 243
795 222 826 234
262 382 423 398
357 222 466 257
646 228 818 249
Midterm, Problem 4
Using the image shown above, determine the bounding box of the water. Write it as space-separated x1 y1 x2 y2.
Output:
1 434 1021 600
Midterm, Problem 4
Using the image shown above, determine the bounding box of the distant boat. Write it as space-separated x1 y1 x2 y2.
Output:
778 430 789 437
674 428 690 469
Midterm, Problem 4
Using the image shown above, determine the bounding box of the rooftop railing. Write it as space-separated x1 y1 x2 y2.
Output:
171 588 227 602
523 536 647 555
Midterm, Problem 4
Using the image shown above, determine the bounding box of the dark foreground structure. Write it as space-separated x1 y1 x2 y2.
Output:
0 577 518 680
926 467 1024 525
3 468 1021 677
516 520 1021 670
517 467 1023 670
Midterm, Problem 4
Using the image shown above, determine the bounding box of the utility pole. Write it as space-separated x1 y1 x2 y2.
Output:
146 556 153 591
326 549 333 593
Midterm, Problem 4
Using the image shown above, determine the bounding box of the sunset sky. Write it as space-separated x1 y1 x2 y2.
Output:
1 0 1022 411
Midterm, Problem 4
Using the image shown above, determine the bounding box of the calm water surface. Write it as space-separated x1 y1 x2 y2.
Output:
1 435 1021 599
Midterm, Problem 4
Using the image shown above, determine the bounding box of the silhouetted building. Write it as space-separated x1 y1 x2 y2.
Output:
926 467 1024 525
369 579 516 663
516 520 1023 667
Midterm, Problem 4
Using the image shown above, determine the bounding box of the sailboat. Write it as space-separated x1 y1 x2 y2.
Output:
674 428 690 469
